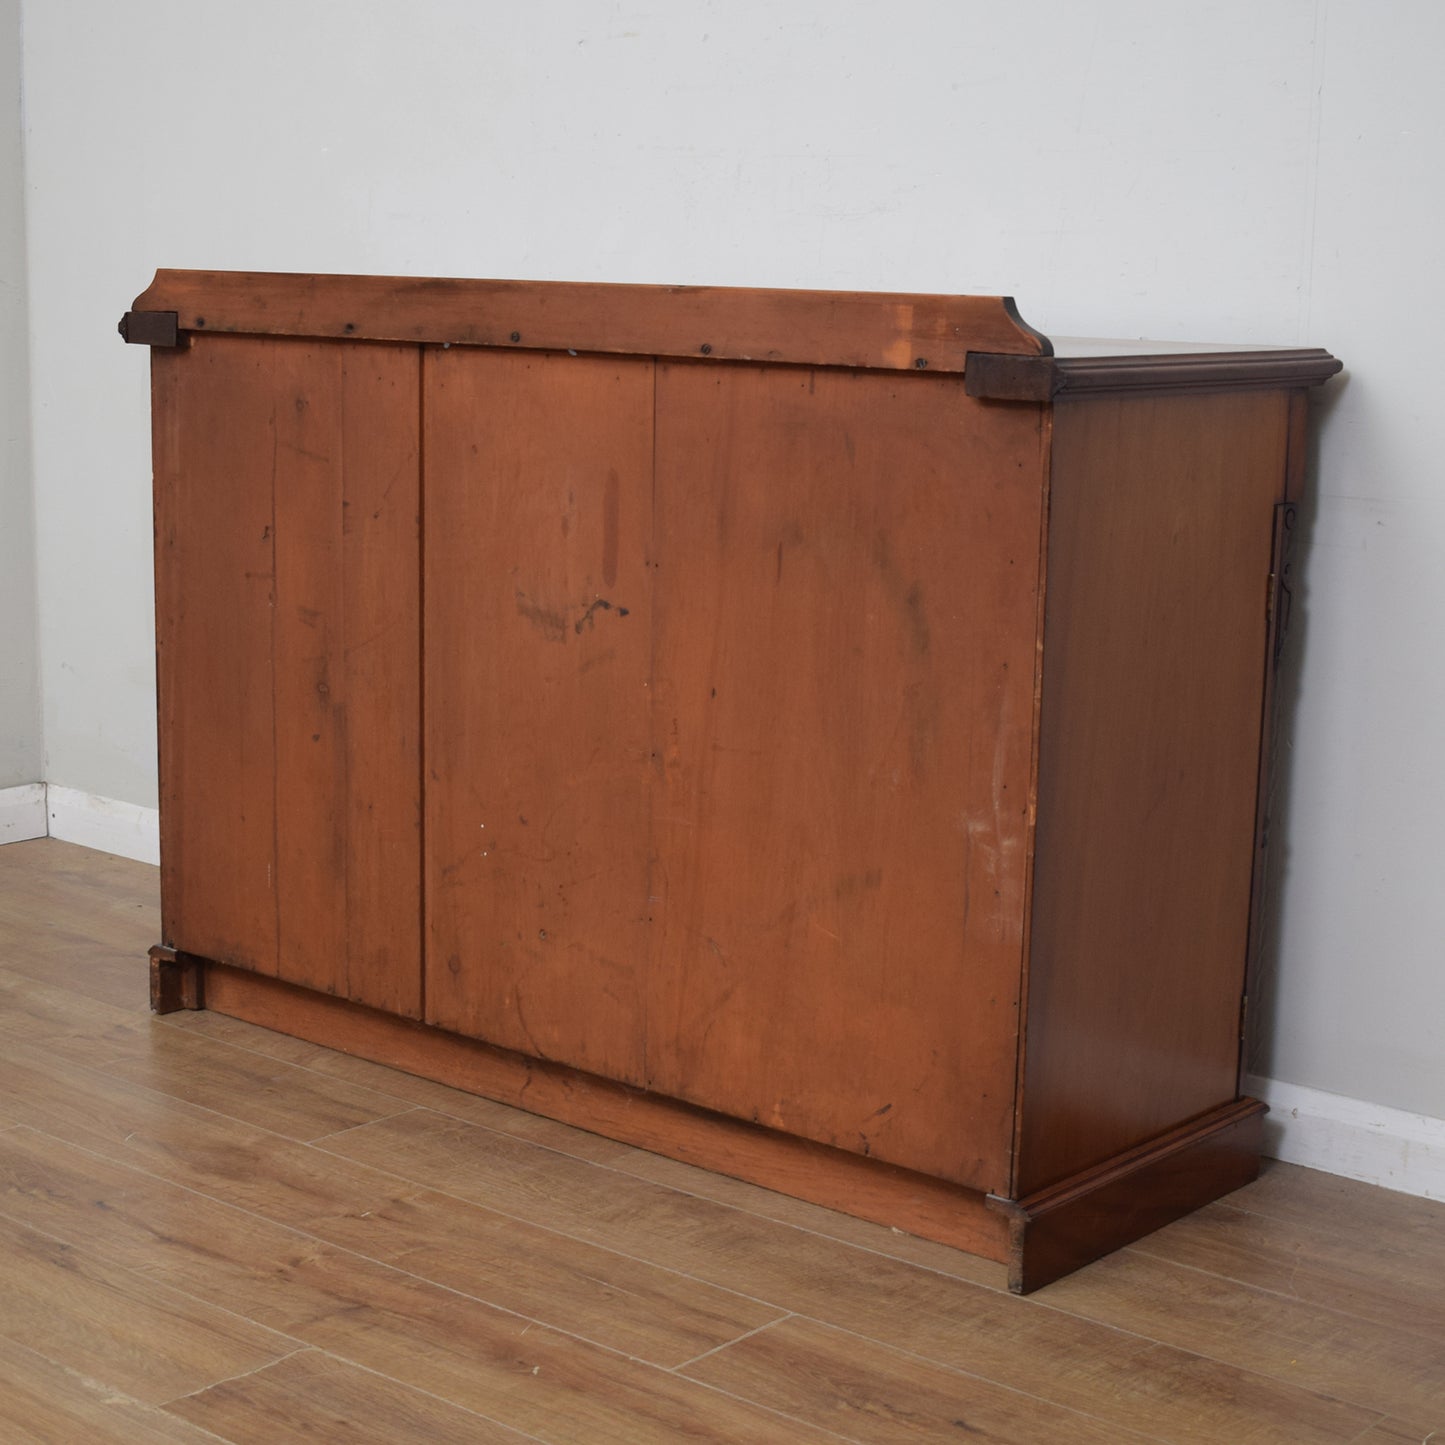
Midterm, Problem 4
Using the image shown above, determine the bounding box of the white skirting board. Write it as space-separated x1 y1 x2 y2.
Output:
44 783 161 867
1245 1072 1445 1203
0 783 48 843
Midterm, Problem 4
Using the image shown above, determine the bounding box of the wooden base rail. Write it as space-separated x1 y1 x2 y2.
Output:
154 953 1265 1293
988 1099 1267 1293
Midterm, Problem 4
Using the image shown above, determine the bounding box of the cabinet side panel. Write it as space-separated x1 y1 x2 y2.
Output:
271 341 422 1015
152 339 280 973
648 362 1045 1192
423 348 654 1083
1018 390 1288 1195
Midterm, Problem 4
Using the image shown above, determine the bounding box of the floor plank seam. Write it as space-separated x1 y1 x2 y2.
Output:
302 1131 820 1316
653 1371 876 1445
0 1338 237 1444
24 1066 1393 1435
1118 1238 1445 1348
1194 1198 1445 1262
679 1339 1167 1445
668 1311 795 1373
582 1152 1011 1286
10 1035 439 1155
0 1123 767 1377
0 1176 314 1355
302 1105 427 1143
1018 1277 1429 1426
144 1012 1009 1290
156 1343 316 1410
303 1109 1017 1311
7 842 1445 1445
794 1313 1229 1444
293 1345 556 1444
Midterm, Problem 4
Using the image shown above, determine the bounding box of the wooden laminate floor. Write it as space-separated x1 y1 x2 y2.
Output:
0 838 1441 1444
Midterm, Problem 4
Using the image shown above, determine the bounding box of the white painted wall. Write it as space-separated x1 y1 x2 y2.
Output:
15 2 1444 1121
0 0 40 789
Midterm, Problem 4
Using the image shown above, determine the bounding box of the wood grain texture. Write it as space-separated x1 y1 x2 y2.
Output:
161 1006 643 1165
4 839 1438 1445
310 1108 1380 1445
1018 390 1291 1194
1349 1422 1443 1444
151 338 280 974
0 1335 221 1445
0 1039 785 1371
133 269 1052 371
152 336 421 1015
1233 1156 1445 1255
681 1315 1154 1444
165 1348 533 1443
1132 1197 1445 1341
200 960 1010 1262
89 1022 413 1143
0 1122 772 1375
272 339 422 1015
148 944 203 1012
423 347 654 1080
1039 1245 1445 1428
0 1211 293 1407
648 361 1046 1190
993 1099 1264 1293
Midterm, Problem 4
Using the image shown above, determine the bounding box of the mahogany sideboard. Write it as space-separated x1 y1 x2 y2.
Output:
120 271 1340 1291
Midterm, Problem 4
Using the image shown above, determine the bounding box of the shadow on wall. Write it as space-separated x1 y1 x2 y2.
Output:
1244 373 1351 1091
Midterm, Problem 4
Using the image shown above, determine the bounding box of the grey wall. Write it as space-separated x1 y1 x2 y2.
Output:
0 0 39 789
13 0 1445 1121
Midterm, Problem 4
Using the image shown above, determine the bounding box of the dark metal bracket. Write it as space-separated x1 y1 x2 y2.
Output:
118 310 181 347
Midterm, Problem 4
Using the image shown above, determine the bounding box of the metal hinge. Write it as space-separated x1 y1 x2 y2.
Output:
1265 502 1298 668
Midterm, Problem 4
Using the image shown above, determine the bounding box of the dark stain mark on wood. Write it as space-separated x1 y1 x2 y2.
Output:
904 583 930 655
870 531 931 656
574 597 630 634
515 591 569 642
517 590 632 642
835 868 884 899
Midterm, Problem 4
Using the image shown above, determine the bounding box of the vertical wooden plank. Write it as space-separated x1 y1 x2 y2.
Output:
647 362 1047 1192
1018 390 1290 1196
152 337 279 975
341 346 424 1017
153 336 421 1014
272 341 422 1016
272 347 347 995
423 348 654 1082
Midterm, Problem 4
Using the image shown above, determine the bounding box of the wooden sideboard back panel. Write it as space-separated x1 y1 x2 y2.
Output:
1017 390 1290 1195
153 336 423 1016
155 326 1049 1187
